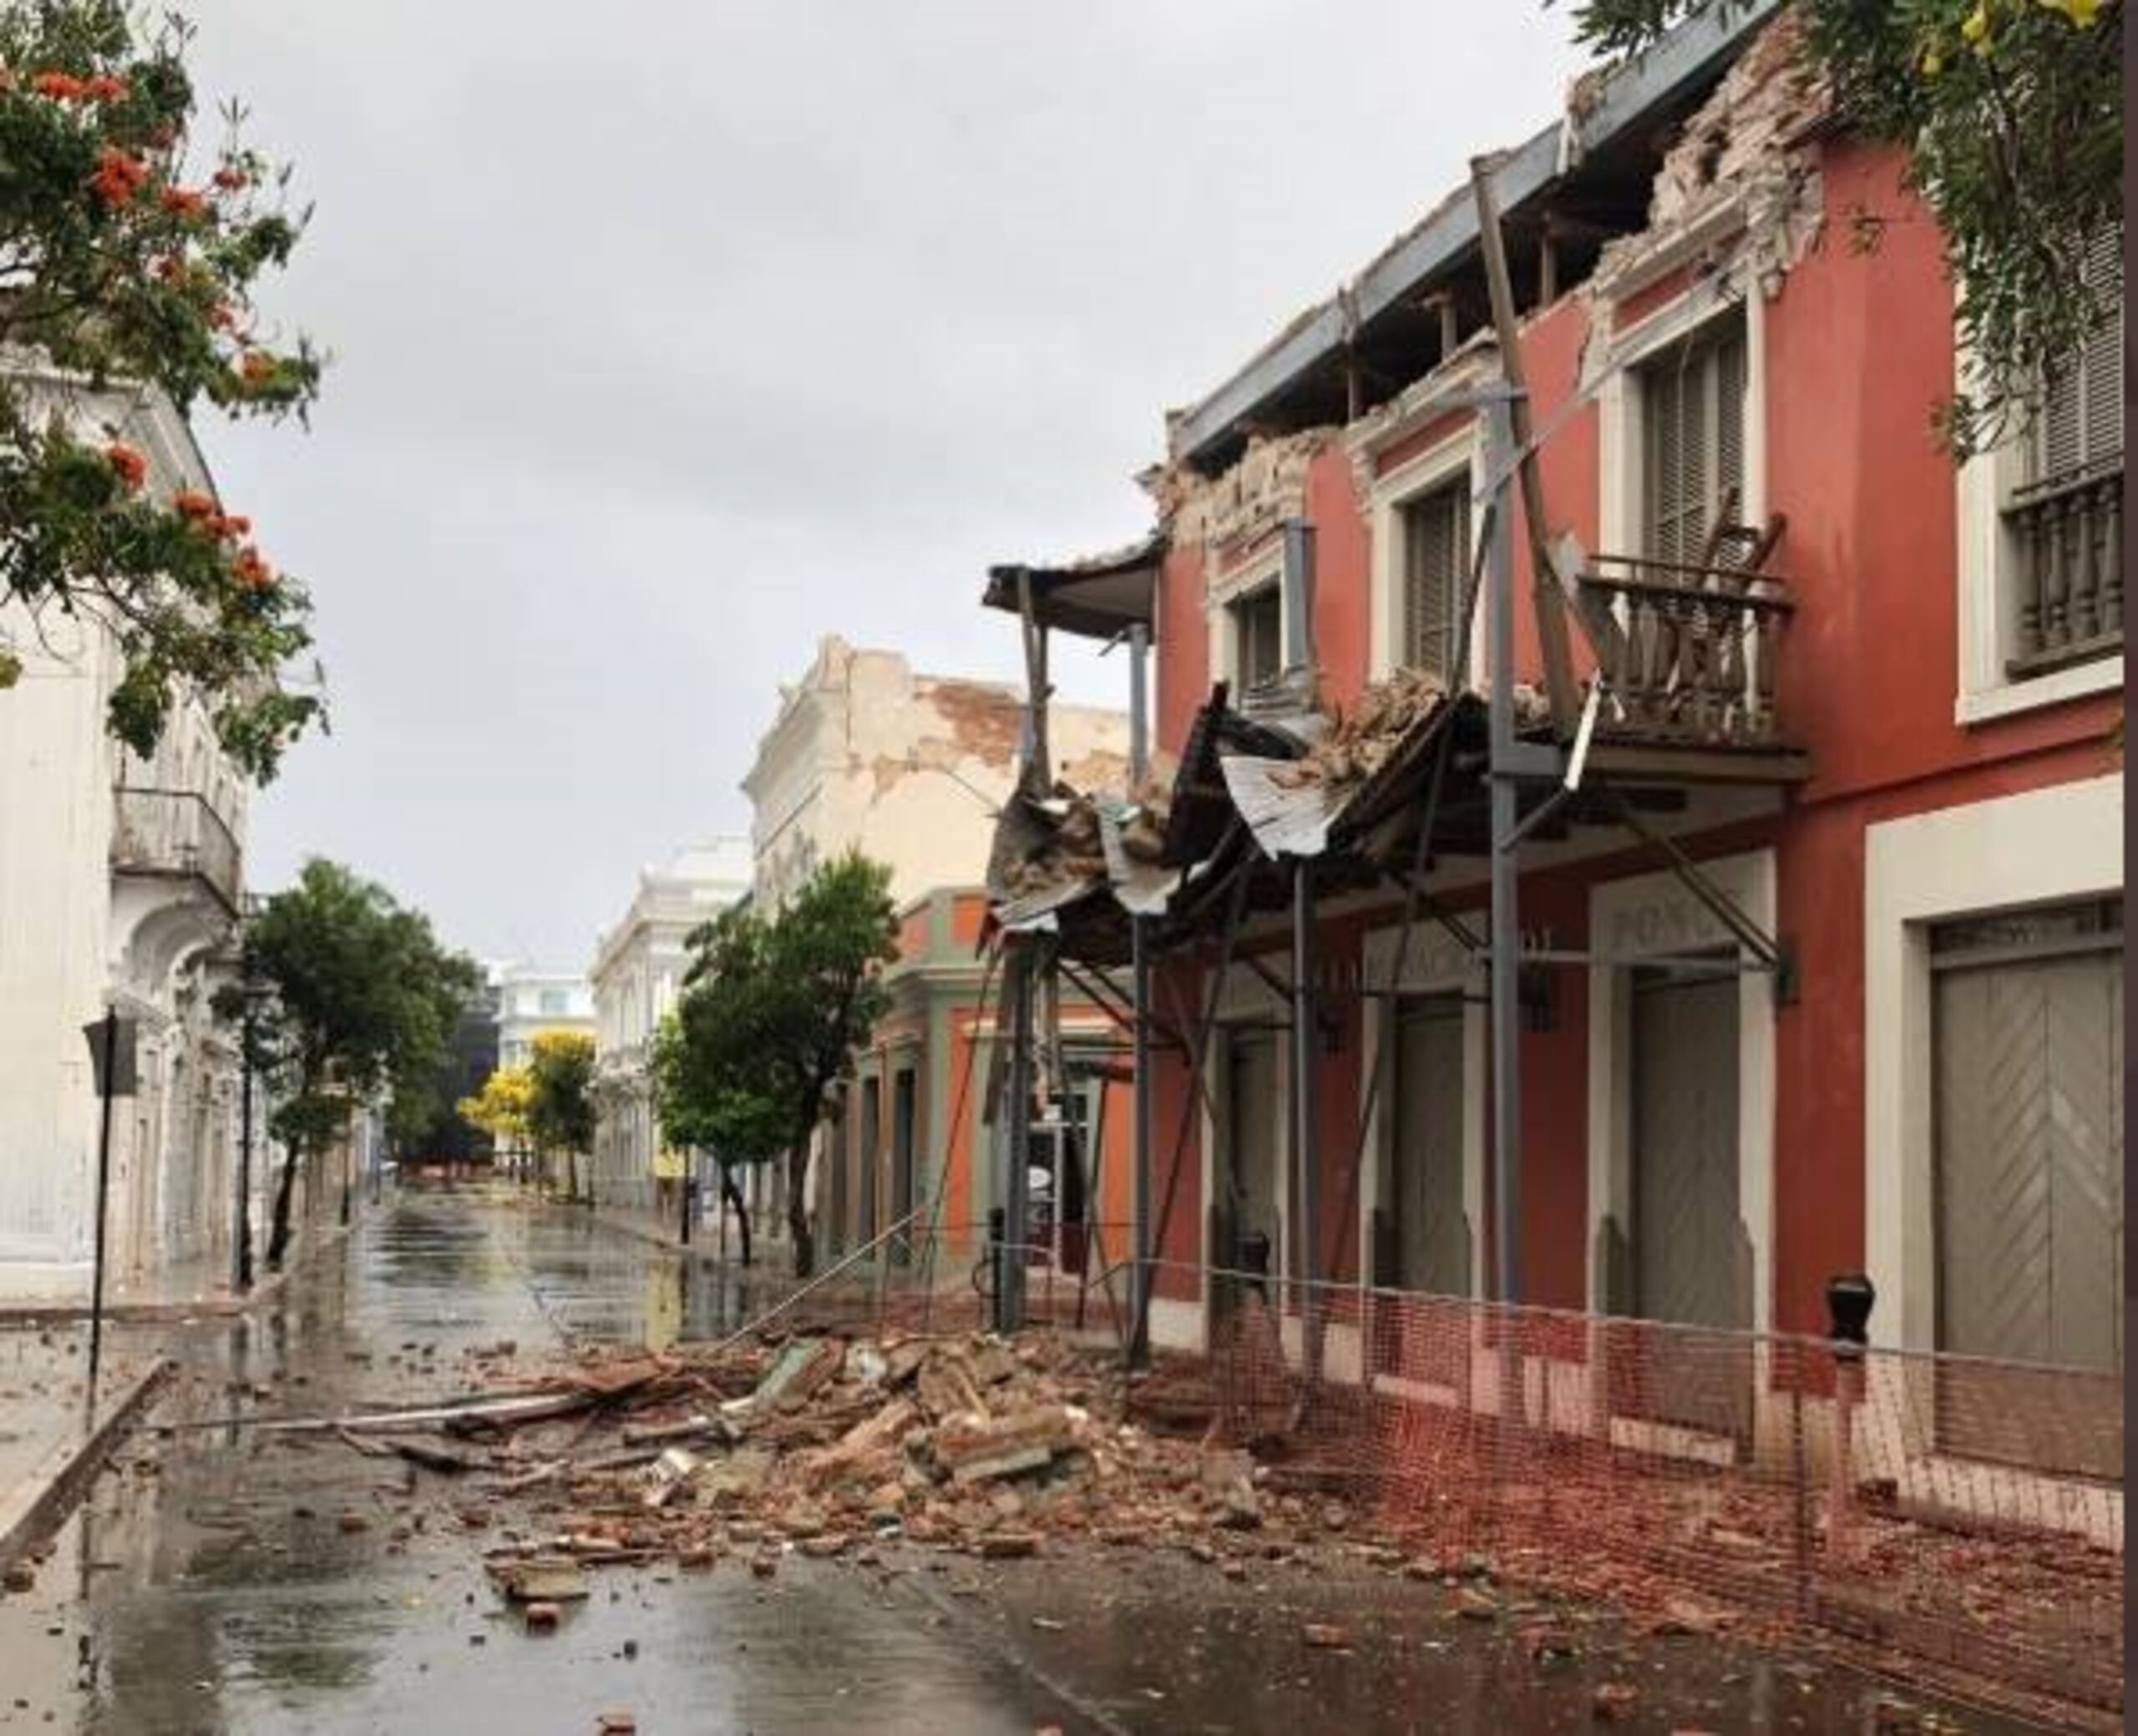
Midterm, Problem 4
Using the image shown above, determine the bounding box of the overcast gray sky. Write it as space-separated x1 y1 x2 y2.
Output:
186 3 1593 969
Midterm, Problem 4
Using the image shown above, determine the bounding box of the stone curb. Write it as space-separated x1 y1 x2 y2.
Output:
0 1355 175 1577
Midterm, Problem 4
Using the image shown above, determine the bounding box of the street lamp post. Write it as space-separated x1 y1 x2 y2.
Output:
235 985 260 1293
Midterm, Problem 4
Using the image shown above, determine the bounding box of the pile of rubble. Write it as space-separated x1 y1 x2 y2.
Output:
1268 669 1448 792
995 776 1172 900
326 1326 1400 1624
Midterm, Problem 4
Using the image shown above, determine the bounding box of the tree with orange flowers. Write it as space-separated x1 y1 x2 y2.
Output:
0 1 325 779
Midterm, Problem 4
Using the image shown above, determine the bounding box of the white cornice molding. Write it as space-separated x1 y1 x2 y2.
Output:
1344 337 1500 501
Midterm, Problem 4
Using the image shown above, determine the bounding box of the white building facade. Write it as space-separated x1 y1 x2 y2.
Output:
588 840 752 1214
494 965 595 1071
0 384 259 1305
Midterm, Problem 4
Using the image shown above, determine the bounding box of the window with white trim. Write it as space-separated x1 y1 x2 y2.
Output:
2004 228 2122 679
1398 476 1471 683
1639 310 1747 564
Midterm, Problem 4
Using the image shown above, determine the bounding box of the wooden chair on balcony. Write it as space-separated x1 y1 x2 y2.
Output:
1552 488 1790 747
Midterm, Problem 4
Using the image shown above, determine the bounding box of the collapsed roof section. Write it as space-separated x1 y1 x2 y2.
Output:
980 668 1559 965
1168 0 1786 475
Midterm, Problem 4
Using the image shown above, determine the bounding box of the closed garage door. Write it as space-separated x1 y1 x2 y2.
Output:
1933 899 2122 1478
1392 995 1467 1298
1222 1030 1279 1271
1622 962 1751 1443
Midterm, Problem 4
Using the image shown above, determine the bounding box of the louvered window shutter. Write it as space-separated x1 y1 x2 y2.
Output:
1401 479 1470 681
1714 323 1747 529
2039 226 2123 483
1643 314 1747 564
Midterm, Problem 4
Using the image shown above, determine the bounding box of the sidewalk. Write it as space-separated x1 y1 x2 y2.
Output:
575 1196 786 1268
0 1222 348 1325
0 1322 174 1577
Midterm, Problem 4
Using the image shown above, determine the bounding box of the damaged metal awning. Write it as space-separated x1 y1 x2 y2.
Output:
982 531 1163 644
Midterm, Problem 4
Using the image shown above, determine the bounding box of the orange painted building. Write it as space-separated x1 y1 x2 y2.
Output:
820 886 1135 1281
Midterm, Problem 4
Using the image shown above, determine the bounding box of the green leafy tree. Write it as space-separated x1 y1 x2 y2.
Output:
661 853 898 1278
1554 0 2120 458
220 859 475 1266
528 1029 597 1202
0 0 325 775
651 1004 783 1268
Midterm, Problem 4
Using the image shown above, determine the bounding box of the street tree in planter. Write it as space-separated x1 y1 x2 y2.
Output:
527 1030 597 1202
219 859 476 1268
0 0 327 774
664 853 898 1278
1553 0 2120 458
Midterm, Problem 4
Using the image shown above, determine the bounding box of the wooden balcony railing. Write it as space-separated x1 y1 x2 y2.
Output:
111 787 241 914
2005 460 2122 678
1575 554 1795 747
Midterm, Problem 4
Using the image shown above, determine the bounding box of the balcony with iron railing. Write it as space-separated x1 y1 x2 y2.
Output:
110 786 242 914
1563 509 1804 779
2004 457 2123 679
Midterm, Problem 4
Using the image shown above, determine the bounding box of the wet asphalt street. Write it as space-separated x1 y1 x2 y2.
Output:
0 1190 2054 1735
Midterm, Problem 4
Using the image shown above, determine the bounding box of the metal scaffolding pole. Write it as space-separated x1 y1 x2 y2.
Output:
999 944 1034 1334
1127 620 1156 1368
1483 393 1525 1315
1291 858 1323 1386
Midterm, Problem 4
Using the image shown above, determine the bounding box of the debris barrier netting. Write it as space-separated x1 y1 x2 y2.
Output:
741 1233 2122 1719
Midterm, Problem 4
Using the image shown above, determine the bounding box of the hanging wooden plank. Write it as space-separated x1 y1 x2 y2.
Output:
1468 160 1579 736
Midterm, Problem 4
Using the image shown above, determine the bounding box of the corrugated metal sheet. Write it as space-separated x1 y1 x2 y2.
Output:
1219 755 1339 861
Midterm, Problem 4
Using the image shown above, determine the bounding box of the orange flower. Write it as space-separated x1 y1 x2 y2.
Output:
240 351 275 384
172 489 216 522
32 71 86 100
232 546 274 590
80 74 129 103
90 148 149 210
159 186 208 221
212 165 248 193
105 443 148 490
222 514 251 538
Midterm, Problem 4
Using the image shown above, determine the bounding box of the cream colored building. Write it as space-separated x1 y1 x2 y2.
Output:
588 839 752 1213
742 635 1129 910
742 635 1130 1255
0 381 259 1304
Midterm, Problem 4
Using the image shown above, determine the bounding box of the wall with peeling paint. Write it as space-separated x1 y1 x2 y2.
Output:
744 635 1130 913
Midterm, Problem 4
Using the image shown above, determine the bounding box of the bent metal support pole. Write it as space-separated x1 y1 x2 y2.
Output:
1471 156 1578 737
1483 393 1527 1430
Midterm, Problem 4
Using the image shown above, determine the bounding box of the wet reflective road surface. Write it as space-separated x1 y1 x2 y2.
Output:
0 1190 2053 1734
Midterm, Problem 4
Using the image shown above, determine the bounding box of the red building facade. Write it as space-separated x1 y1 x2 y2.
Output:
1106 3 2120 1435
